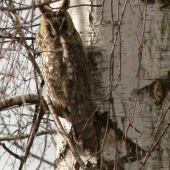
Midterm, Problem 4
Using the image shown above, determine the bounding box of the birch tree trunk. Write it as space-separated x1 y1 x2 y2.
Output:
0 0 170 169
51 0 170 169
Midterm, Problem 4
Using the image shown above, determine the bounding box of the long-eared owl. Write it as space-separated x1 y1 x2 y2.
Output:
36 0 98 153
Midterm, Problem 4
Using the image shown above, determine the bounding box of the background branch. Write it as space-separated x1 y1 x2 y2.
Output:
0 94 40 111
0 130 55 141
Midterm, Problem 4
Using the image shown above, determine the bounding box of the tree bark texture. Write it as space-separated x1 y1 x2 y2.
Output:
50 0 170 169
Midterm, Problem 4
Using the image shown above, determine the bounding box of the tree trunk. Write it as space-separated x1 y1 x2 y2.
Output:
51 0 170 169
0 0 170 169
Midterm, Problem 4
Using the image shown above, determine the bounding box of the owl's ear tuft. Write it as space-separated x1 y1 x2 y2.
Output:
37 0 52 13
60 0 70 11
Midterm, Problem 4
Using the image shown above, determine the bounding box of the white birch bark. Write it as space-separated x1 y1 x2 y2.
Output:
51 0 170 169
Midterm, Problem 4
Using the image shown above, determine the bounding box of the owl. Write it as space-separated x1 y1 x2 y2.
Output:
36 0 98 153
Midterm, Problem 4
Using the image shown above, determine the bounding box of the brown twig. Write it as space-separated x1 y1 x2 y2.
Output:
0 112 54 166
124 122 141 139
6 2 43 80
100 0 106 24
0 3 102 12
0 142 22 160
18 100 45 169
143 102 170 168
139 123 170 170
0 130 55 141
13 141 54 166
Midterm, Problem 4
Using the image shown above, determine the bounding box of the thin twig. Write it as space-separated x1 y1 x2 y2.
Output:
0 3 102 12
0 130 55 141
18 101 45 169
139 123 170 170
13 141 54 166
0 114 54 166
0 142 22 160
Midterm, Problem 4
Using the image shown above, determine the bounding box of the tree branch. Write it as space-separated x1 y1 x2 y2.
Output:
0 94 40 111
18 101 45 170
0 142 22 160
13 141 54 166
0 130 55 141
0 2 102 12
10 9 43 80
43 95 88 170
0 114 54 166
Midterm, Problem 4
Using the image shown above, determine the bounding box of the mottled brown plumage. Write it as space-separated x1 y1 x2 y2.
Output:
36 0 98 153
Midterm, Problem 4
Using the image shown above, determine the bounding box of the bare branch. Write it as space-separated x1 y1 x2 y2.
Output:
11 12 43 80
140 123 170 170
0 115 54 166
13 141 54 166
0 142 22 160
0 3 102 12
0 0 60 12
0 94 40 111
0 130 56 141
43 95 87 170
18 101 45 170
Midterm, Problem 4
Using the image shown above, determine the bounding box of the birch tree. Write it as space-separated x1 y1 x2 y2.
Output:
0 0 170 169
